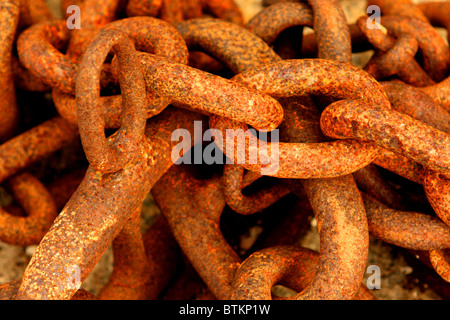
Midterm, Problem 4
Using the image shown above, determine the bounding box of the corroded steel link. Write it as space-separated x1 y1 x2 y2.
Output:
53 91 142 129
126 0 163 17
232 1 446 296
232 59 390 108
356 16 434 87
60 0 83 18
411 1 450 113
429 249 450 283
246 2 313 46
360 164 409 207
249 5 391 261
152 162 339 300
45 168 86 211
276 95 322 144
231 245 375 300
0 280 98 300
98 208 151 300
5 0 450 300
250 4 384 299
159 196 314 300
16 107 207 300
301 22 372 57
185 8 370 300
160 0 185 24
13 11 206 298
362 192 450 251
141 215 184 300
175 18 300 220
65 0 120 61
210 59 390 178
244 1 310 59
16 20 116 95
299 175 368 299
105 17 189 64
100 20 284 130
276 89 371 301
423 170 450 228
126 0 242 25
211 115 379 179
381 81 450 133
200 0 243 25
417 1 450 43
0 0 20 141
55 16 189 128
222 164 290 215
11 55 50 92
18 0 54 28
246 0 351 62
17 21 91 95
53 0 122 129
364 186 450 282
368 0 428 22
320 99 450 177
304 0 351 63
25 207 185 300
353 164 406 210
218 89 367 299
15 0 55 97
175 18 281 75
76 28 147 173
0 117 79 184
357 18 396 52
373 149 426 185
421 76 450 114
378 15 450 82
278 96 404 208
50 0 122 120
0 172 57 246
137 53 284 131
152 164 234 300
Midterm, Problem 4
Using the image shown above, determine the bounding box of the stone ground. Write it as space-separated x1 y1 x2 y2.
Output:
0 0 448 300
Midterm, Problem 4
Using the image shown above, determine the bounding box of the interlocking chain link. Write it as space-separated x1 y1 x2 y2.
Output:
0 0 448 300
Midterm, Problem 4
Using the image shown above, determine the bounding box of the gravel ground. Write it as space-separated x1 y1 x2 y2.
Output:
0 0 448 300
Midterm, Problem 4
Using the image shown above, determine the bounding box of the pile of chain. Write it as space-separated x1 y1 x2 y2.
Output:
0 0 449 300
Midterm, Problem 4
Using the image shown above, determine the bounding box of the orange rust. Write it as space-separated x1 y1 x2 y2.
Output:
1 0 449 301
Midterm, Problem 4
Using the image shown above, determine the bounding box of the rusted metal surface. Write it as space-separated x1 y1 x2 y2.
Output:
368 0 429 22
76 28 148 173
381 81 450 133
125 0 243 25
356 16 435 87
417 1 450 43
231 245 376 300
0 117 79 183
320 99 450 176
362 192 450 250
0 0 449 301
0 0 20 141
0 172 57 246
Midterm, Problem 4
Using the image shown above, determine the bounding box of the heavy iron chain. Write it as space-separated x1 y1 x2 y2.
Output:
0 0 448 300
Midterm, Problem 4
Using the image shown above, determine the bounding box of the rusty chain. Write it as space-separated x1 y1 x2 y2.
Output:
0 0 448 301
